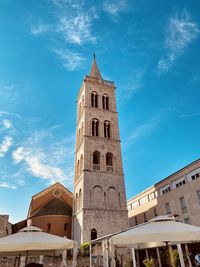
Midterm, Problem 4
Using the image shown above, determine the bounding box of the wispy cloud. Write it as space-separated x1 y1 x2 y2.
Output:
128 119 158 142
57 12 97 45
103 0 127 21
0 136 13 157
12 147 66 184
118 68 145 102
157 9 199 74
2 119 12 129
30 23 49 35
0 182 16 190
12 127 75 186
53 49 86 70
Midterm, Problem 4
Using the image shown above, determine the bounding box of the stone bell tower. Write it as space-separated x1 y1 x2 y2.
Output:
73 55 128 243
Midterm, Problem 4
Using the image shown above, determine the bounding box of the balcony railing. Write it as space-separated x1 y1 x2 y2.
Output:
106 166 113 172
93 164 100 171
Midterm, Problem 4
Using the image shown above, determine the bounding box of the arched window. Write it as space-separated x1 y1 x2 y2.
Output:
47 223 51 232
91 92 98 108
76 193 78 211
77 160 80 176
102 94 109 110
64 223 68 231
91 228 97 240
92 119 99 137
80 155 83 172
104 121 111 138
79 189 82 210
106 152 113 172
93 151 100 170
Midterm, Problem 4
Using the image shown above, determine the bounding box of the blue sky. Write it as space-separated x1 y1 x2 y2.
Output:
0 0 200 223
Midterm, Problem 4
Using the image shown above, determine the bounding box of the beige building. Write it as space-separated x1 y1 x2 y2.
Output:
128 158 200 227
0 215 12 238
73 56 128 244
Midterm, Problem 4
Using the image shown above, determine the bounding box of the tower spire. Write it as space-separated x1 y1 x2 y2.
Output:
89 54 102 80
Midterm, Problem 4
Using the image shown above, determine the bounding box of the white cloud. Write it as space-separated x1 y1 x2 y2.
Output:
157 9 199 73
30 23 49 35
0 182 16 190
3 119 12 129
0 136 13 157
57 13 96 45
12 129 75 186
103 0 127 20
53 49 86 70
12 146 66 184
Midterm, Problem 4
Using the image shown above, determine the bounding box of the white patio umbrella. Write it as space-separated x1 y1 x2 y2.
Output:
110 216 200 247
0 226 78 266
110 216 200 267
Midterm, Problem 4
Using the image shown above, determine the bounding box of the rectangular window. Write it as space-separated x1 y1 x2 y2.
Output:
179 197 188 214
144 212 147 222
135 216 138 225
153 208 157 217
165 202 171 215
196 190 200 204
184 217 191 224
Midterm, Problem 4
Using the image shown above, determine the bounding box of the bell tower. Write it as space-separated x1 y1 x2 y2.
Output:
73 55 128 243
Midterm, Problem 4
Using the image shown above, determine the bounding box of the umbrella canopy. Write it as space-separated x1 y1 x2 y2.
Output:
0 225 77 255
110 215 200 248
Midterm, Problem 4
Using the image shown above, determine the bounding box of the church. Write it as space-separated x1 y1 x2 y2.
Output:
11 56 129 244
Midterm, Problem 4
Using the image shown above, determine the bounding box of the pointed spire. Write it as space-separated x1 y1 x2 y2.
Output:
89 53 102 80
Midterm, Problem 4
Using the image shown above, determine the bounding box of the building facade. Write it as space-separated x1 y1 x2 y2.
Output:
73 56 128 243
128 159 200 227
0 215 12 238
12 182 73 238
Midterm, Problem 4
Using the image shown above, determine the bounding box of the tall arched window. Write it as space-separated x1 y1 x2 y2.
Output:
91 92 98 108
102 94 109 110
76 193 78 211
93 151 100 170
80 155 83 172
106 152 113 172
47 223 51 232
92 119 99 137
79 189 82 210
91 228 97 240
104 121 111 138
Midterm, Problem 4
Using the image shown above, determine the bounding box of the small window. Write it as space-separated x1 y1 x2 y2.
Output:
196 173 200 178
106 152 113 172
64 223 68 231
165 202 171 215
196 190 200 204
179 196 188 214
91 92 98 108
92 119 99 137
184 217 191 224
104 121 111 138
192 175 195 180
144 212 147 222
153 208 157 217
102 94 109 110
91 228 97 240
93 151 100 170
47 223 51 232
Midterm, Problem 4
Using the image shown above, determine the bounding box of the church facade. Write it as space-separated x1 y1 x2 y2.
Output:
73 56 129 243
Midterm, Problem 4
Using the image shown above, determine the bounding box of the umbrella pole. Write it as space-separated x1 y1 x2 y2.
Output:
89 243 92 267
156 248 162 267
177 244 185 267
25 250 28 266
132 248 137 267
17 254 21 267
